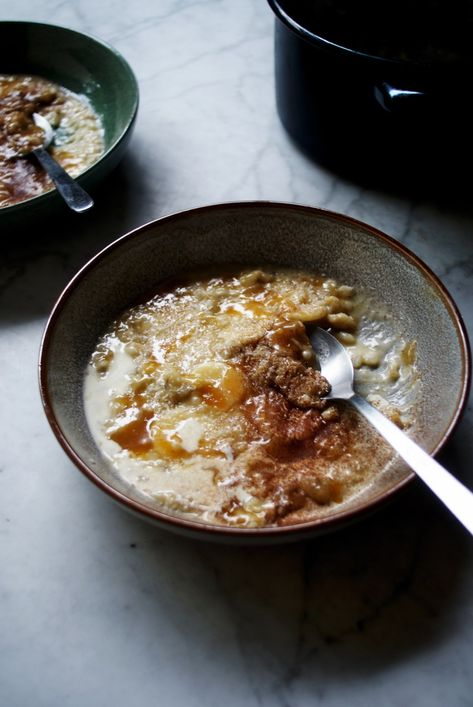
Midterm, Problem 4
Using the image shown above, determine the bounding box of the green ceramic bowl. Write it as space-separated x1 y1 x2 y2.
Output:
0 21 139 225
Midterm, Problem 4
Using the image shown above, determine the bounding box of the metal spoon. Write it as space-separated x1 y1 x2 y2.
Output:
31 113 94 213
311 327 473 535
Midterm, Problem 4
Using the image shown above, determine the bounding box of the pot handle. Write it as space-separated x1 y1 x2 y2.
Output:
374 81 425 112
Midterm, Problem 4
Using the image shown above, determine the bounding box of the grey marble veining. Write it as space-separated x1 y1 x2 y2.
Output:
1 2 472 706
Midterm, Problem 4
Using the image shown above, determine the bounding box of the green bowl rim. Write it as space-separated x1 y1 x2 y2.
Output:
0 20 139 217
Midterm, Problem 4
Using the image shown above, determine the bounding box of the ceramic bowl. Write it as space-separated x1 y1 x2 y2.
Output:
39 202 471 543
0 21 139 225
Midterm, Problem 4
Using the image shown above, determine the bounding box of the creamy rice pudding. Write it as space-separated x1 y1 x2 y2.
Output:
0 74 104 207
84 268 420 527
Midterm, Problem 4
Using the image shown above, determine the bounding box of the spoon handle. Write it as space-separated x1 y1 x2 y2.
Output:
351 393 473 535
33 147 94 213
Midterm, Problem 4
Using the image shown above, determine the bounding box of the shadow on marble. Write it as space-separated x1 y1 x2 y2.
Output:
203 489 470 676
88 464 471 687
0 154 159 324
283 129 473 216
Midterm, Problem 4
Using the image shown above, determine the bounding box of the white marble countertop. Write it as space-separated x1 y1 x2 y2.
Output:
1 2 472 705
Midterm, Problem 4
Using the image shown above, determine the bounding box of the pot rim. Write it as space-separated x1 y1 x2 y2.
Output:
267 0 469 70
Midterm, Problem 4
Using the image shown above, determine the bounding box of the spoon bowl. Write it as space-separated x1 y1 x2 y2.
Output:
32 113 54 149
311 326 356 400
312 327 473 536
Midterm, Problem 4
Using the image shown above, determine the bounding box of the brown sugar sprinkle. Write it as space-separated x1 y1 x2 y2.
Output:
227 320 353 522
237 320 330 409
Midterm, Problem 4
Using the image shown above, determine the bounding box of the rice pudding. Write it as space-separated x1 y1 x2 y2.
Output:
0 74 104 207
84 268 420 527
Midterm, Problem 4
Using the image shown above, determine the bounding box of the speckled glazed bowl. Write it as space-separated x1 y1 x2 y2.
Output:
39 202 470 543
0 21 139 226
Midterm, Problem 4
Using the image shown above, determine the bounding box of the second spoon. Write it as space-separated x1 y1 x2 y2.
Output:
31 113 94 213
311 326 473 536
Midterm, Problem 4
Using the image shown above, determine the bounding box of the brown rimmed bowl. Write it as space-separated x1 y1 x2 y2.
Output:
39 202 471 544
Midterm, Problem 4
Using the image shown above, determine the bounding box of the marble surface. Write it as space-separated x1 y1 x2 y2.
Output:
1 1 472 705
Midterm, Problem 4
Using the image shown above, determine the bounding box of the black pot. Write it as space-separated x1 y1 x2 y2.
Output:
267 0 473 189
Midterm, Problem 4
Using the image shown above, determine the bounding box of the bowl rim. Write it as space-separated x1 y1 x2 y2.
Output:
38 200 472 539
0 20 139 217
